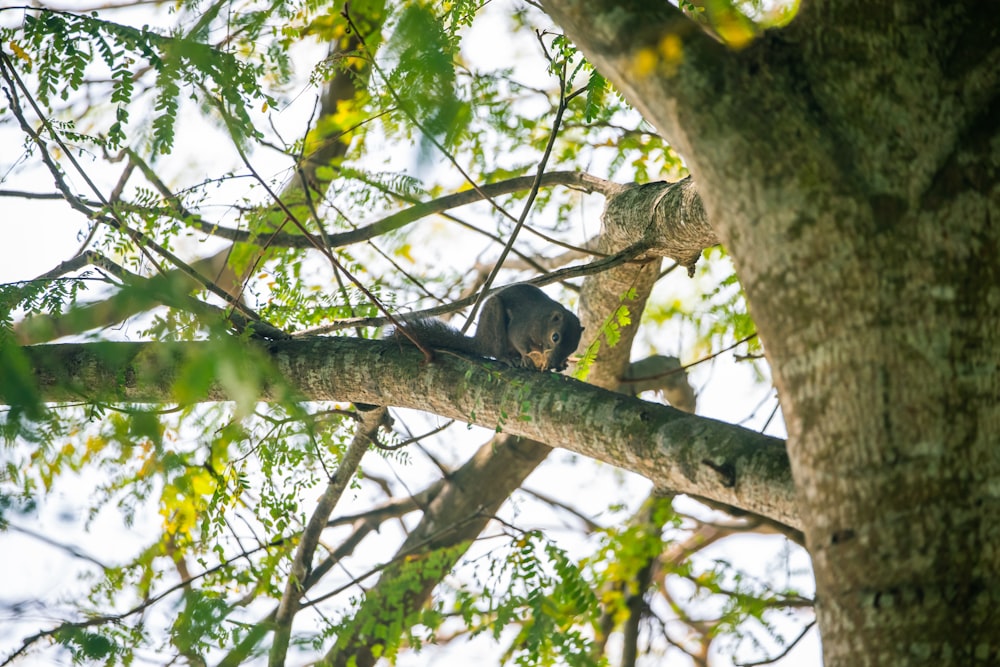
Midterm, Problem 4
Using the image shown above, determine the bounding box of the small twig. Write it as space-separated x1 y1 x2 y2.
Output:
0 56 280 337
298 242 650 335
684 493 804 546
369 419 454 451
519 487 603 532
464 34 584 332
623 333 760 385
0 189 97 201
761 400 781 432
6 523 109 569
736 619 817 667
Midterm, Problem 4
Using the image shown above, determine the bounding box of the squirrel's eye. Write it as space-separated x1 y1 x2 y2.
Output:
551 332 560 343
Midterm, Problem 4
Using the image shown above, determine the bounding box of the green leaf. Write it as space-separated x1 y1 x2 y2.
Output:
584 70 607 122
384 4 466 154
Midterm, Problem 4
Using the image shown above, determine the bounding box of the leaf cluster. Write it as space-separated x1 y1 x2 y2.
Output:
6 8 279 152
448 530 603 667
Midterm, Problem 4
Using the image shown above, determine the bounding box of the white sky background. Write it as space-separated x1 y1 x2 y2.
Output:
0 2 820 665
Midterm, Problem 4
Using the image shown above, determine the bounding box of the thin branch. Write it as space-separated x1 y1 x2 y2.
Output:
0 56 281 338
473 235 601 275
325 483 440 529
0 189 99 201
269 407 384 667
464 37 583 331
369 419 455 452
518 486 602 532
683 494 804 546
164 170 615 251
298 241 649 335
736 620 818 667
624 333 760 386
6 523 110 569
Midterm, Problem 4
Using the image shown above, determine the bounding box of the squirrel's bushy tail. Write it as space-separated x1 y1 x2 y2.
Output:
386 319 488 358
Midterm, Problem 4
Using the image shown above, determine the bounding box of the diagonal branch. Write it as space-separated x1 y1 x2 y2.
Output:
301 241 650 335
269 407 386 667
316 434 552 667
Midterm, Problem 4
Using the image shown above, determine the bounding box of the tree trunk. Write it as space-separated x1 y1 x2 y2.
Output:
543 0 1000 663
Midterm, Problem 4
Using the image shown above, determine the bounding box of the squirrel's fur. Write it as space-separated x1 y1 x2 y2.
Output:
390 284 582 372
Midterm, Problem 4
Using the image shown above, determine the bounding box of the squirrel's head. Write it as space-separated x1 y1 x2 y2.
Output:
524 310 583 372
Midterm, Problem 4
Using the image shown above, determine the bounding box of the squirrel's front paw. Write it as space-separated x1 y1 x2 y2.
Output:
520 350 550 371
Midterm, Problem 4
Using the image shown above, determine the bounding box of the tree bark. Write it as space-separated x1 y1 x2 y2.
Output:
542 0 1000 663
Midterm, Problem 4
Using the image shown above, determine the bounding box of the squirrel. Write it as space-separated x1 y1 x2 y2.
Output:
389 284 583 372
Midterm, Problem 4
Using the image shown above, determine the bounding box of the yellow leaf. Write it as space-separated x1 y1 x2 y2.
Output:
716 16 756 49
396 243 414 262
9 41 31 64
658 34 684 65
86 435 107 454
190 469 216 496
630 48 658 78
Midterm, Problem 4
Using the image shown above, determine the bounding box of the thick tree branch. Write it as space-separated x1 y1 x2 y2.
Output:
171 171 618 250
603 177 717 274
18 338 797 527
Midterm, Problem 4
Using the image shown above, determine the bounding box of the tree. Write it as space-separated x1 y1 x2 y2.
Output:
539 0 1000 664
1 1 994 666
